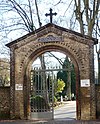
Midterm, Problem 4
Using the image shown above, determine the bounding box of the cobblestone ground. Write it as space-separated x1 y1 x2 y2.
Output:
0 120 100 124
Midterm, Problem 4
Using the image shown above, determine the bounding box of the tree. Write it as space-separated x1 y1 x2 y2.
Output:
0 0 38 57
73 0 100 84
0 58 10 86
55 79 65 95
0 0 36 32
73 0 100 37
71 64 76 96
57 56 76 100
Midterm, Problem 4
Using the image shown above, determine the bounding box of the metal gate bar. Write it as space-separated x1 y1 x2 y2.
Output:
30 68 57 120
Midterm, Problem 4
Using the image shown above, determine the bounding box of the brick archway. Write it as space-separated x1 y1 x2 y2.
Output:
6 23 98 120
24 45 80 119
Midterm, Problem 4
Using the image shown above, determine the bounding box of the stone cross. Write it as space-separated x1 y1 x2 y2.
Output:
45 8 57 23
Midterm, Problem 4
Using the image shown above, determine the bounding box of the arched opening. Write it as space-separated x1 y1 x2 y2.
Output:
24 45 80 120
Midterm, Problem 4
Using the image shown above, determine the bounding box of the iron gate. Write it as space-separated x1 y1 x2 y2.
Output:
30 67 57 120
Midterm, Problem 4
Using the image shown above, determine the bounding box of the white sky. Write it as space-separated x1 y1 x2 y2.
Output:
32 52 66 68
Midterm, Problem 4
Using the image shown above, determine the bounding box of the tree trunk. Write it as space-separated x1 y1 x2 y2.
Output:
67 61 71 100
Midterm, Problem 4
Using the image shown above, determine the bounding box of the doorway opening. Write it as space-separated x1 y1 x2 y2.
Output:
29 51 77 120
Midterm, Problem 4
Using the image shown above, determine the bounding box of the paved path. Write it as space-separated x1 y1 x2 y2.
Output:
0 120 100 124
54 101 76 120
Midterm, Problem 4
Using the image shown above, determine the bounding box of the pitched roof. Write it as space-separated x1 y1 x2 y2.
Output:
6 23 98 47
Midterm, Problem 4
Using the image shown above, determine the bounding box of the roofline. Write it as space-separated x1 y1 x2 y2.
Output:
6 23 98 47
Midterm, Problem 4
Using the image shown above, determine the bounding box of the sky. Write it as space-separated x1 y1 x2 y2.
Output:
32 52 66 68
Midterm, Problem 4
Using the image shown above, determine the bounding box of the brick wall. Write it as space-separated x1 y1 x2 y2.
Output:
0 87 10 119
95 84 100 119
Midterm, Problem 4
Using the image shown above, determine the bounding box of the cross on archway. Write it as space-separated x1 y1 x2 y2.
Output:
45 8 57 23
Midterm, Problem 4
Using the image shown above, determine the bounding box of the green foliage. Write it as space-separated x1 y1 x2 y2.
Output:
0 111 10 119
55 79 65 95
71 64 76 95
54 96 57 103
57 57 76 96
31 95 50 112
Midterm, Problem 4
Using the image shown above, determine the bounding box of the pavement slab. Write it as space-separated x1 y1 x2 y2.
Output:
0 120 100 124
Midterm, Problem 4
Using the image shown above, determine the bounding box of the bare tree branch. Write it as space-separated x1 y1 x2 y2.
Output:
28 0 34 31
54 0 62 6
63 0 74 16
48 52 64 66
35 0 42 27
74 0 84 34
